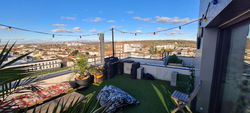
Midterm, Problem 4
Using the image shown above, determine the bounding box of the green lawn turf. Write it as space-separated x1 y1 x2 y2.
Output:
78 74 193 113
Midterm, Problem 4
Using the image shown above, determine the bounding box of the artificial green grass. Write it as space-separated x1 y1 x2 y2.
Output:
78 74 192 113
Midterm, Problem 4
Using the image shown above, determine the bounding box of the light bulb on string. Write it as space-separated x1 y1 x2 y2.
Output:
153 32 156 35
135 33 137 36
80 36 82 39
204 17 208 22
8 27 11 31
52 34 55 38
179 26 181 30
213 0 217 5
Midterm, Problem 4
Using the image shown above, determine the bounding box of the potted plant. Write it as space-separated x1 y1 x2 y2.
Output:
167 54 183 67
88 66 103 83
74 54 93 87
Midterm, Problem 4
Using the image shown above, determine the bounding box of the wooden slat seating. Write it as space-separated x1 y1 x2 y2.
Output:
27 92 85 113
171 80 202 113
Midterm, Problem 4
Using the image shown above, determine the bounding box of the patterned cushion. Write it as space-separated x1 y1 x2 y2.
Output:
0 82 73 112
97 85 139 113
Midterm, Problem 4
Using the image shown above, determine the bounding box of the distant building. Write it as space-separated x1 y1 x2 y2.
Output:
124 44 141 53
156 44 175 50
6 59 62 72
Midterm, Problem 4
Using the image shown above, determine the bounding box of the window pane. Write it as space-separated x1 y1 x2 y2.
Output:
221 23 250 113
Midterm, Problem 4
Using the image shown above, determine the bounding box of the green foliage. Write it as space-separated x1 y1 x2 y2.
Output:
27 92 108 113
75 54 88 75
149 45 157 54
168 54 183 64
85 52 90 56
70 50 79 56
88 66 102 76
176 74 194 94
0 42 32 100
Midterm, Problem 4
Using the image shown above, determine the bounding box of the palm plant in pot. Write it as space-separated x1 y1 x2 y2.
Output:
74 54 93 87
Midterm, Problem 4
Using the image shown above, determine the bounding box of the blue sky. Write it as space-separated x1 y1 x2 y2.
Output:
0 0 200 44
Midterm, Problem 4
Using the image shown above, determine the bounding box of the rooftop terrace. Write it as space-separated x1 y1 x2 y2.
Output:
79 74 193 113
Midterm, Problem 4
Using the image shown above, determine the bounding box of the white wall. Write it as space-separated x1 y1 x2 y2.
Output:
178 57 195 67
195 28 219 113
124 62 191 81
31 73 75 88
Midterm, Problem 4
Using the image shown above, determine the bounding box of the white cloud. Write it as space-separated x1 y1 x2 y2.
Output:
133 17 151 22
165 31 185 36
171 17 191 23
107 20 115 23
72 27 84 32
155 16 171 23
0 26 7 30
135 30 142 33
51 27 73 33
173 28 180 31
126 11 134 14
157 27 168 31
89 29 97 33
120 30 128 33
61 16 76 20
52 24 66 27
90 17 103 22
111 26 123 29
157 27 181 31
155 16 191 23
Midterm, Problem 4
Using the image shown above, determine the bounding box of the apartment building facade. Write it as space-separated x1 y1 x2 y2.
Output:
195 0 249 113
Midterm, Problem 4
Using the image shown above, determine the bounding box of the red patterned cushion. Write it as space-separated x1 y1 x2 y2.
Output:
0 82 73 112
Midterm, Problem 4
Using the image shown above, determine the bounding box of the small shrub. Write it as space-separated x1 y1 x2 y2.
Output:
88 66 102 76
168 54 183 64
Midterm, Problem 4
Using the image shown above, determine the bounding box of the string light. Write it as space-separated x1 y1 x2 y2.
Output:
213 0 218 5
204 17 208 22
179 26 181 30
0 23 102 38
113 18 199 36
0 17 200 38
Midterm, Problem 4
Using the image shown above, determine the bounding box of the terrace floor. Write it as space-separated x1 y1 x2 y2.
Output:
78 74 193 113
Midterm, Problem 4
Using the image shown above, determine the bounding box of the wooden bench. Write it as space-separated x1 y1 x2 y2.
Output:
27 92 85 113
171 81 202 113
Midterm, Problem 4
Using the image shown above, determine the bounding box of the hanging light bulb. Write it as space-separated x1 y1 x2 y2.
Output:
80 36 82 39
213 0 217 5
179 26 181 30
52 34 55 38
8 27 11 31
204 17 208 22
153 32 156 35
135 33 137 36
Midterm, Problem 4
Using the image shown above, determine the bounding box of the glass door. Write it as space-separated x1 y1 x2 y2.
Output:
220 21 250 113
